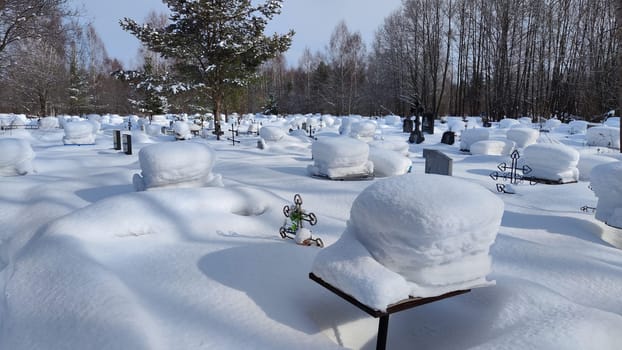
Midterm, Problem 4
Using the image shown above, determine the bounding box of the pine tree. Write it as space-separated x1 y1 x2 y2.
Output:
120 0 293 139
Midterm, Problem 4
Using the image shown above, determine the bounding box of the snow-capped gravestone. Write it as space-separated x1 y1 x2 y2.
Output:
308 137 373 179
0 138 35 176
520 143 579 184
590 161 622 228
62 120 97 145
460 128 489 152
312 174 502 310
506 128 539 148
133 141 222 191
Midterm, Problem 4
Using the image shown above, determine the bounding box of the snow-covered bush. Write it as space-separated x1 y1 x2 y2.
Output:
521 143 579 183
368 148 411 177
470 139 515 156
259 126 286 141
349 121 377 142
0 138 35 176
507 128 539 148
133 141 222 191
62 121 96 145
460 128 489 151
577 154 618 181
586 126 620 150
499 118 520 129
308 137 373 179
590 161 622 227
312 173 503 309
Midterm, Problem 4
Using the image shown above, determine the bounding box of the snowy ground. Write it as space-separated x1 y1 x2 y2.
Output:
1 118 622 349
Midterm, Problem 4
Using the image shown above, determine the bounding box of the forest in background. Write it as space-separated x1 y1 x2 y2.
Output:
0 0 620 121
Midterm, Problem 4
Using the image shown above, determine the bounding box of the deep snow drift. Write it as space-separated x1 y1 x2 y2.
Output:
0 114 622 350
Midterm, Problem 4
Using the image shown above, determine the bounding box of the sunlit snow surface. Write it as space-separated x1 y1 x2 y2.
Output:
1 115 621 350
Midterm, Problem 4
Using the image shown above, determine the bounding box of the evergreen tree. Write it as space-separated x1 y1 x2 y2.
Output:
68 42 89 115
120 0 293 139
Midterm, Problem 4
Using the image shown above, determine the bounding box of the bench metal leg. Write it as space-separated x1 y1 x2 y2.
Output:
376 315 389 350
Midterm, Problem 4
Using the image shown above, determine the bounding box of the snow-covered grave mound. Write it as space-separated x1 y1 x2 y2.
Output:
368 147 411 177
518 116 532 125
0 138 35 176
446 118 466 132
383 115 401 126
499 118 520 129
470 139 515 156
308 137 373 179
312 174 503 310
259 125 286 142
507 128 539 148
520 143 580 183
39 116 59 129
577 153 618 181
604 117 620 128
173 121 192 140
369 140 409 156
62 120 96 145
460 128 489 151
590 161 622 228
339 115 362 135
569 120 588 134
543 118 562 131
133 141 222 191
349 121 377 142
586 126 620 150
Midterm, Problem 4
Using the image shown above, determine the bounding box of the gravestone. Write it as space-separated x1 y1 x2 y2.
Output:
122 133 132 155
113 130 122 150
441 131 455 145
402 118 413 133
408 130 425 144
423 149 453 176
422 113 434 134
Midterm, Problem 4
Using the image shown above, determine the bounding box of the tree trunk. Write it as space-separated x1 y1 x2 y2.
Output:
617 0 622 152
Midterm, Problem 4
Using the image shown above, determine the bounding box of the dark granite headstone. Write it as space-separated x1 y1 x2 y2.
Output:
402 118 413 133
423 149 453 176
441 131 455 145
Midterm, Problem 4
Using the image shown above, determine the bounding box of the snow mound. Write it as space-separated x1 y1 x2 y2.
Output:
62 121 96 145
368 148 411 177
507 128 539 148
447 119 465 132
521 144 580 183
308 137 373 179
569 120 588 134
543 118 562 131
173 121 192 140
384 115 401 126
604 117 620 128
0 138 35 176
133 141 222 191
470 139 515 156
39 116 59 129
578 154 618 181
460 128 489 151
586 126 620 150
349 121 377 141
313 174 502 309
369 140 409 156
259 126 286 142
499 119 520 129
590 161 622 227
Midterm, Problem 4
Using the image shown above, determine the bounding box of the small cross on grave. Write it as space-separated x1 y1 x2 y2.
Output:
489 150 535 193
279 194 323 247
227 126 240 146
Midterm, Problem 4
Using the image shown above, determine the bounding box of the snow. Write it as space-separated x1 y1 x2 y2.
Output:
470 139 515 156
506 128 539 148
590 161 622 227
368 147 411 177
259 125 286 141
0 138 34 176
308 136 373 178
586 126 621 149
521 143 580 183
1 115 622 350
349 120 377 142
499 118 520 129
459 128 489 151
132 140 222 191
577 152 618 181
313 174 502 309
62 120 97 145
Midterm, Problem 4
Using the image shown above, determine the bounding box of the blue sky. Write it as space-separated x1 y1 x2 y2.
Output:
72 0 402 68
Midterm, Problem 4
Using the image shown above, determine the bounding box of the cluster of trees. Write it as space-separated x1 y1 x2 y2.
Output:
258 0 621 121
0 0 620 122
